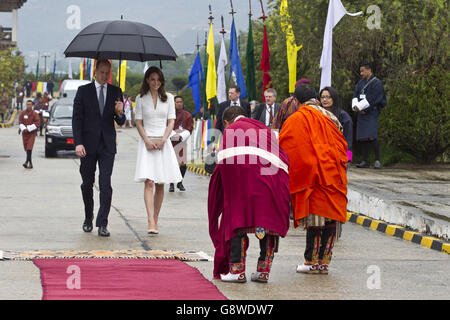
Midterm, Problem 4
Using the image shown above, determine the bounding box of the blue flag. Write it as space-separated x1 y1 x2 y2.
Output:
52 54 57 80
186 52 204 113
229 19 247 98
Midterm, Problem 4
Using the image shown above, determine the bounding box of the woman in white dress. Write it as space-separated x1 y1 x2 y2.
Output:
134 66 182 234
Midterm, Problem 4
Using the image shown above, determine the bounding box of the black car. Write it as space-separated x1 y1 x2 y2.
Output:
45 98 75 157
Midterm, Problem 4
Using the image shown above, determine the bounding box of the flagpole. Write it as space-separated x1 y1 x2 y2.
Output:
207 5 214 115
258 0 268 22
220 15 226 39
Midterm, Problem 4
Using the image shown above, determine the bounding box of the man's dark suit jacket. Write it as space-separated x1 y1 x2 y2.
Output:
73 82 125 154
251 103 281 127
215 99 251 132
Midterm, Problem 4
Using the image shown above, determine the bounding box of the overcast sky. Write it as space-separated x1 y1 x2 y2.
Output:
0 0 271 72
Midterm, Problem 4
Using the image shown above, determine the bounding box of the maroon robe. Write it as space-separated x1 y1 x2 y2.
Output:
18 109 40 151
172 109 194 165
208 117 290 279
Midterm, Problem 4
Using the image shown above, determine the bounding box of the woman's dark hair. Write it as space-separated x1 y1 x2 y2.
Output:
140 66 168 102
320 86 342 120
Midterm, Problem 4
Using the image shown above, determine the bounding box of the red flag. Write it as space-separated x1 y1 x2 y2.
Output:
82 59 86 80
108 59 113 84
260 25 272 102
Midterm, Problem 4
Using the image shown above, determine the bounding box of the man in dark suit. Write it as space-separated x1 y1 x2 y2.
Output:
251 88 280 128
72 59 125 237
215 85 251 132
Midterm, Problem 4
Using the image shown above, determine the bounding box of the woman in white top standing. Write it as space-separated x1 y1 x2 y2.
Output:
134 66 182 234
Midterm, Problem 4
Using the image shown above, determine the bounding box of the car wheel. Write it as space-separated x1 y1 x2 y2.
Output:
45 145 57 158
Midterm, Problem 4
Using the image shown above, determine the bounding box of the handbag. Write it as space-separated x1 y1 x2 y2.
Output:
147 136 163 143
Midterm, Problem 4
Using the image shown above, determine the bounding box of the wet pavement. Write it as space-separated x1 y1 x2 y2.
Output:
0 126 449 300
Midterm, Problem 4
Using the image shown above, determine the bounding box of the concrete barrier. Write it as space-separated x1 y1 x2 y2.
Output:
347 188 449 240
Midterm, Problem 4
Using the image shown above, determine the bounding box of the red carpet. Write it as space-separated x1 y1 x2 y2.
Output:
33 259 227 300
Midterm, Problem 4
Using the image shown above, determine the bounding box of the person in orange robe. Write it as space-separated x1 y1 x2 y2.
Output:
279 84 348 275
18 100 40 169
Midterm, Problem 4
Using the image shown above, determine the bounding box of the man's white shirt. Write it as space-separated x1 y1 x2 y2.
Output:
95 80 107 105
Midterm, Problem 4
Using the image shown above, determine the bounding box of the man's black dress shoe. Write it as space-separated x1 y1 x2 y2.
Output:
177 182 186 191
82 220 93 232
98 226 110 237
169 183 175 192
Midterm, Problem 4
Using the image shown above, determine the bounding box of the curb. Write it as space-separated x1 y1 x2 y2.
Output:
187 165 211 177
347 211 450 254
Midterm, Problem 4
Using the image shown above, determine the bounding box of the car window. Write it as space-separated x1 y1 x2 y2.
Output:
62 90 77 99
53 105 73 119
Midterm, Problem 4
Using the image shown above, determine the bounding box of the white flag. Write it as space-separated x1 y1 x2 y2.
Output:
217 38 228 104
143 61 149 74
68 60 73 79
320 0 362 89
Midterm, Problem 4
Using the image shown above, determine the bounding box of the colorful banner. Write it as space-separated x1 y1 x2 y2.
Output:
205 23 217 109
280 0 303 94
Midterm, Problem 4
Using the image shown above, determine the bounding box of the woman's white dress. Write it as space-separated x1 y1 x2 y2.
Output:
134 92 182 184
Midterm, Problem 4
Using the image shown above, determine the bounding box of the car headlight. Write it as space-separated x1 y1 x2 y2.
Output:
47 125 62 135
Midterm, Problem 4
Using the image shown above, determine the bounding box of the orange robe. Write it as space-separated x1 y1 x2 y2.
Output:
279 105 348 227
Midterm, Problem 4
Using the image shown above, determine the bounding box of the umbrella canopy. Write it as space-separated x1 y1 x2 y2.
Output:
64 20 177 62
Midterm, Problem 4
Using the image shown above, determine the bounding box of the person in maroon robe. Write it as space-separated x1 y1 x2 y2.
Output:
18 100 40 169
208 106 290 283
170 96 194 192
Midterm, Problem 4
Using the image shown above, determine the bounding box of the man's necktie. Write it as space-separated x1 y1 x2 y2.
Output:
268 105 273 126
99 85 105 116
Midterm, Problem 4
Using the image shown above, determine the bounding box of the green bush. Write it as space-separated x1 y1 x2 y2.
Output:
380 67 450 163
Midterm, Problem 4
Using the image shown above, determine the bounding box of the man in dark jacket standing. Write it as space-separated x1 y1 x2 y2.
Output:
251 88 280 128
72 59 125 237
215 85 251 132
352 61 387 169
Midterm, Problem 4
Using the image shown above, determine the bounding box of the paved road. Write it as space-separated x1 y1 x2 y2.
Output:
0 126 449 300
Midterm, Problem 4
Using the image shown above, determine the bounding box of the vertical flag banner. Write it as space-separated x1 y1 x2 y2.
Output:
143 61 149 74
116 60 127 92
68 60 73 79
107 59 113 84
187 52 204 113
260 25 272 100
320 0 362 89
246 16 256 101
79 60 84 80
83 59 86 80
86 59 91 80
217 37 228 104
229 19 247 98
52 54 57 81
205 23 217 109
35 52 40 80
280 0 303 94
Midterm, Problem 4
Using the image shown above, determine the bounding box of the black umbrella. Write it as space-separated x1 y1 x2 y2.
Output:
64 19 177 87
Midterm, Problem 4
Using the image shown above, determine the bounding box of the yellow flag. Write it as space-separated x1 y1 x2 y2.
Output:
116 60 127 92
280 0 302 93
79 61 84 80
205 23 217 107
